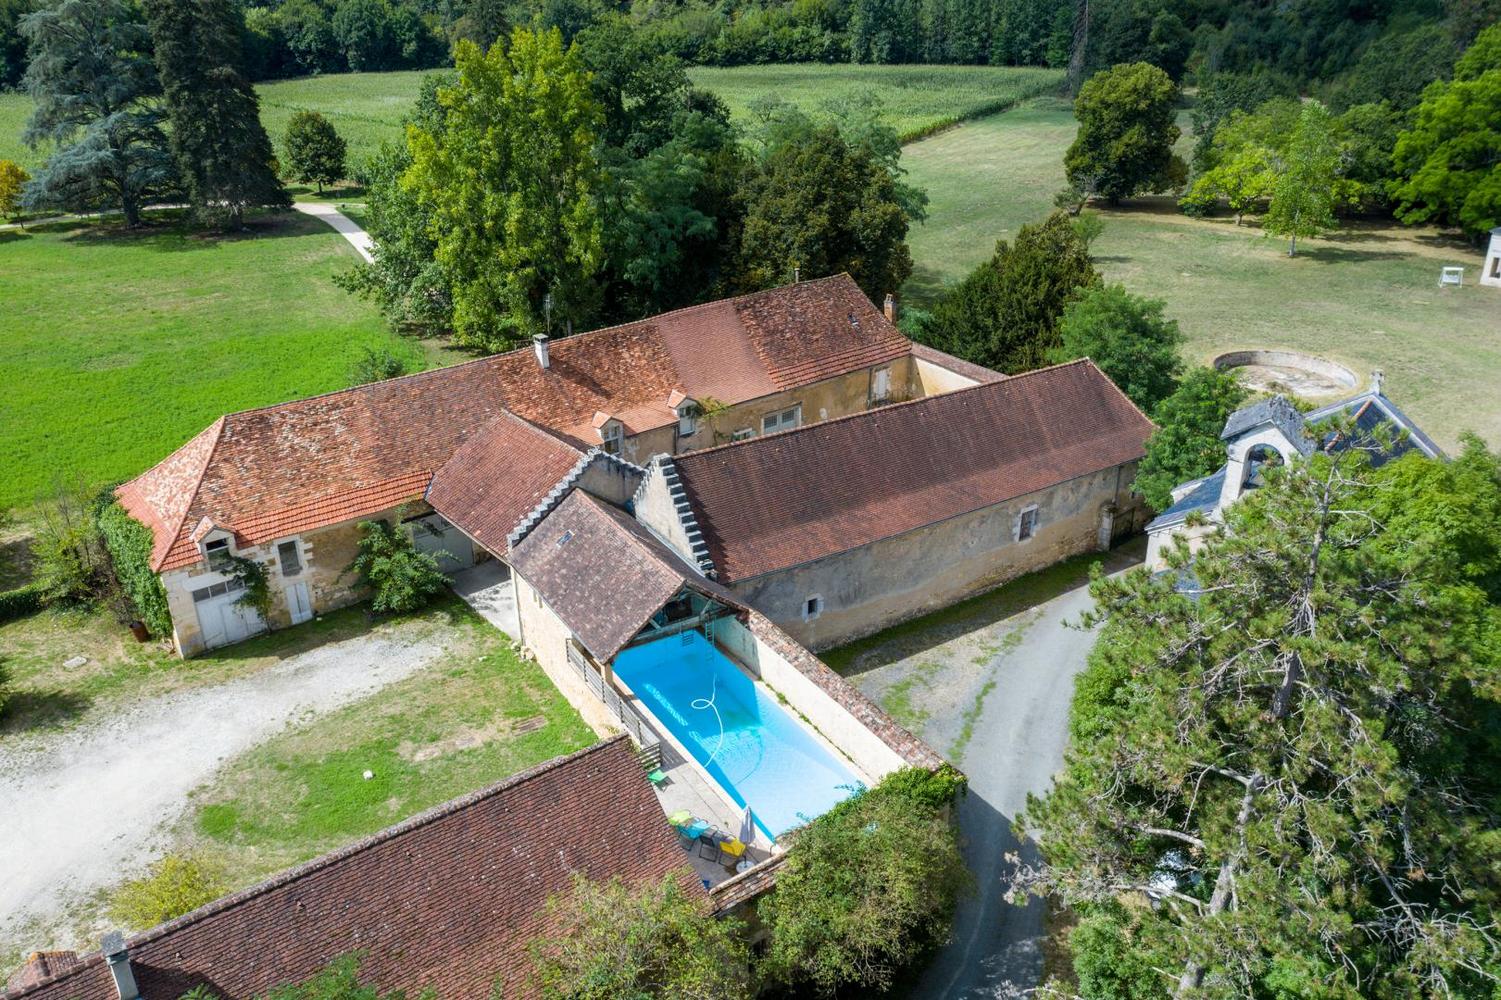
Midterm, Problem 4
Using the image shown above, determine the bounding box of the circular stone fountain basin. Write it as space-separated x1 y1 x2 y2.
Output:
1213 349 1358 398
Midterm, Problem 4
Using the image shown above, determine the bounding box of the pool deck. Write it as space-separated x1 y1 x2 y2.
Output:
651 749 777 888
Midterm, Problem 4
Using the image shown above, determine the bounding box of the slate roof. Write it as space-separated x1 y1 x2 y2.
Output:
670 359 1155 582
425 414 586 557
1220 394 1312 451
508 490 748 661
1146 389 1444 532
120 276 910 572
0 739 693 1000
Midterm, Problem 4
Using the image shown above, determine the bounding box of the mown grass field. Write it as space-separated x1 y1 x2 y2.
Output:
0 212 425 512
0 64 1064 170
902 96 1501 450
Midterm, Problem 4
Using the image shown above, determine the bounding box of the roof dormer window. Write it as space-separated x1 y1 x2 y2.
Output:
600 421 623 455
204 536 232 571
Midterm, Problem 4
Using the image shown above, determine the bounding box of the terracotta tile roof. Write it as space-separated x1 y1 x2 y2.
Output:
1 739 696 1000
4 954 81 993
508 490 747 662
425 415 585 557
121 276 908 572
672 359 1155 582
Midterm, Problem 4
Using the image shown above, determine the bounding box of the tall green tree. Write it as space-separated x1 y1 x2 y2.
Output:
1052 282 1182 413
1131 366 1246 510
406 28 604 350
0 0 35 88
1390 23 1501 239
1263 100 1339 256
916 211 1098 373
735 121 913 300
1065 61 1186 204
1019 442 1501 998
143 0 288 228
528 873 751 999
283 110 347 194
18 0 175 225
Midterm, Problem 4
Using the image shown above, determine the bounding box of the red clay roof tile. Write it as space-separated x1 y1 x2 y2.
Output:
671 360 1155 582
121 276 906 571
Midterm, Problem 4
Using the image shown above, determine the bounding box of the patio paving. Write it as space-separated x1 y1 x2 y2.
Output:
649 746 776 888
451 559 519 638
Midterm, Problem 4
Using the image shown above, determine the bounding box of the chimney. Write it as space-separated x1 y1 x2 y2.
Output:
883 293 896 323
1371 369 1384 395
792 266 800 284
102 933 139 1000
532 333 550 370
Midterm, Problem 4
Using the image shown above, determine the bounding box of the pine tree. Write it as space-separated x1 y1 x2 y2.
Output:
1018 441 1501 997
143 0 288 229
19 0 175 226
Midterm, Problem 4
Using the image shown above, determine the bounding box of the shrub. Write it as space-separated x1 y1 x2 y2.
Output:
759 769 972 994
32 482 113 605
0 159 28 219
109 854 227 928
1133 367 1248 511
347 345 410 386
97 500 172 636
1053 283 1184 414
528 872 750 999
0 654 10 718
0 583 45 623
345 513 448 614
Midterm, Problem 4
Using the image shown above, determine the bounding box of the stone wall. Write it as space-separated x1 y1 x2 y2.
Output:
732 463 1145 650
161 501 431 657
511 573 619 737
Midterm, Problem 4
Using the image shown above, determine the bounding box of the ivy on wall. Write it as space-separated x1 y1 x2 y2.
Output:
96 500 173 637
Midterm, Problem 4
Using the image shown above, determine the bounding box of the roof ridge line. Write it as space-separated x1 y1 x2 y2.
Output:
676 356 1093 463
147 416 227 572
113 738 628 958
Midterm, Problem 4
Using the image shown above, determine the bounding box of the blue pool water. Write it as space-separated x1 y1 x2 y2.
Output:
612 630 862 840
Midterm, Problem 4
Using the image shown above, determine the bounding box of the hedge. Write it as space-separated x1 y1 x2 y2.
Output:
97 500 172 637
0 582 45 624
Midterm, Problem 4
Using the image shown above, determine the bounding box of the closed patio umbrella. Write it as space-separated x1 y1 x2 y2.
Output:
736 805 756 844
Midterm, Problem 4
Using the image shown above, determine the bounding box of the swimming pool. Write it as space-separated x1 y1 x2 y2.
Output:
612 630 862 840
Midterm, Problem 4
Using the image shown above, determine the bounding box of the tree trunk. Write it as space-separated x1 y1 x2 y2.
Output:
121 189 141 228
1067 0 1089 94
1288 233 1297 257
1175 774 1263 997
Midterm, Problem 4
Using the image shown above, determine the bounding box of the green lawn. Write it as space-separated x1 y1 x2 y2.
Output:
687 63 1063 139
1 64 1064 171
178 597 595 891
902 96 1501 450
0 211 425 512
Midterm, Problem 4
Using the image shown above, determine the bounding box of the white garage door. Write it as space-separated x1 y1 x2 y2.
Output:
192 578 266 650
411 514 475 574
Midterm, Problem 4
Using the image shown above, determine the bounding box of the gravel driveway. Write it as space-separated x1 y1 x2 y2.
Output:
845 542 1145 999
0 625 448 954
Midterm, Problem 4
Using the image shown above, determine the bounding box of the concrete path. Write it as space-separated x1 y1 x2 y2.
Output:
291 202 373 262
845 544 1144 999
452 561 519 639
0 625 447 952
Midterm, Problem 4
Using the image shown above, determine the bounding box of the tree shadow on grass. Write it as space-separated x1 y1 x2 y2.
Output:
0 689 93 736
1296 244 1407 265
902 261 957 309
0 229 33 245
63 210 331 253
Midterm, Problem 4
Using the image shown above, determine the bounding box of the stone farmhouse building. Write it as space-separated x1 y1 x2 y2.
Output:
1145 379 1444 570
117 273 1152 659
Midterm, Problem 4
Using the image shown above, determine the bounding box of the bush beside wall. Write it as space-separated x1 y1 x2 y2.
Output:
0 582 45 624
97 500 172 637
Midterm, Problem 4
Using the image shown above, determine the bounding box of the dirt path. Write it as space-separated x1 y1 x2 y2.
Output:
0 626 448 953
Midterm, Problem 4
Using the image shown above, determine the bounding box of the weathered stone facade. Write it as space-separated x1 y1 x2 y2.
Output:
162 501 432 657
730 463 1147 650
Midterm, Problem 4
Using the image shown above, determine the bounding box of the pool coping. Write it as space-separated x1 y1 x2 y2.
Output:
610 634 873 845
